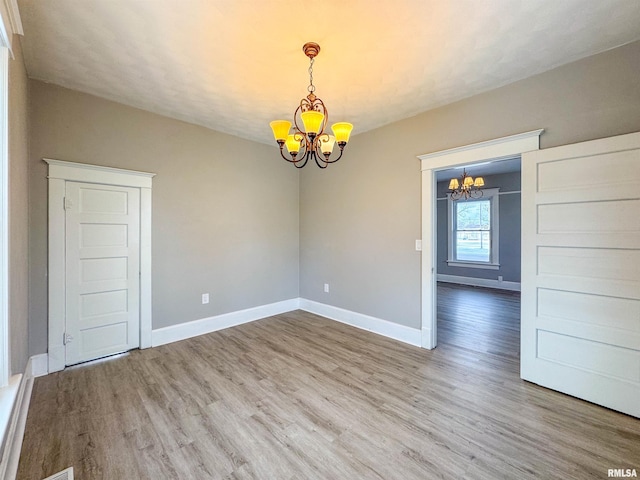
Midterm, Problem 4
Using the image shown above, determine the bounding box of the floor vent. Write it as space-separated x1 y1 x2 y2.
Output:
43 467 74 480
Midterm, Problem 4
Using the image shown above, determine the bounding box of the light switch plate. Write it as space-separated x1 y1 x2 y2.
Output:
415 239 422 251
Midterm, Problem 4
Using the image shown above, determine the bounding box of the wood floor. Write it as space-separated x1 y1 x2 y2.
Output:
18 285 640 479
437 282 521 362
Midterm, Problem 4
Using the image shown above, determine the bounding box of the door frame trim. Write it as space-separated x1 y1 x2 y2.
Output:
45 159 155 373
417 129 543 349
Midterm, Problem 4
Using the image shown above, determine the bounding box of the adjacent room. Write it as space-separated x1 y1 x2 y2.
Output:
1 1 639 479
436 159 522 360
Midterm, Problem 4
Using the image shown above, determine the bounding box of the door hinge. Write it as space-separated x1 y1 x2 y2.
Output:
63 332 73 345
64 197 73 210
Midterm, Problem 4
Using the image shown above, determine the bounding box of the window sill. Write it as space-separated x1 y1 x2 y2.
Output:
0 374 21 454
447 261 500 270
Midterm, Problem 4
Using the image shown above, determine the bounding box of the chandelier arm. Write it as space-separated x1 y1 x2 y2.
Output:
323 146 345 164
278 148 298 163
293 130 307 145
278 145 309 167
321 101 328 136
319 99 328 135
291 149 310 168
313 151 328 169
312 134 343 165
293 155 309 168
311 147 325 168
293 104 305 133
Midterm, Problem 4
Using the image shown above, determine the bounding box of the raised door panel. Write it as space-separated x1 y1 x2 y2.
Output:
65 182 140 365
521 131 640 418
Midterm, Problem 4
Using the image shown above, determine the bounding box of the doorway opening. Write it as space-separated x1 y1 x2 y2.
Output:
417 129 542 350
434 158 521 364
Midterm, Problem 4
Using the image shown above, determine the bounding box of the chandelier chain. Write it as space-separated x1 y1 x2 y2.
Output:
307 57 315 93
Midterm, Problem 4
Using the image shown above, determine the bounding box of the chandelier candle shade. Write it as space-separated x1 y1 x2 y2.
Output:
448 169 485 200
270 42 353 169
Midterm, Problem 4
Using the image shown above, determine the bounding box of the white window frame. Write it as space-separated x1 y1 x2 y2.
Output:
0 46 8 389
447 187 500 269
0 0 23 389
0 5 26 478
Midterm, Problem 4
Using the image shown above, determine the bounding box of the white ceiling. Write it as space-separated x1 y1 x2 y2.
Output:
17 0 640 145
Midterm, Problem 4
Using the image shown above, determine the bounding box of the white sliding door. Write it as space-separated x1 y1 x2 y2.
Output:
521 132 640 418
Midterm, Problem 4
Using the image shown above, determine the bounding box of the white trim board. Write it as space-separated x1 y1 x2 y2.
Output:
152 298 300 347
0 356 36 480
299 299 422 348
437 274 521 292
418 129 543 169
45 158 154 187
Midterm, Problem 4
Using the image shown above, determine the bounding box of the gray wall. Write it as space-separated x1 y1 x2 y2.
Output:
23 40 640 354
436 172 521 283
9 36 30 374
300 40 640 330
28 82 300 355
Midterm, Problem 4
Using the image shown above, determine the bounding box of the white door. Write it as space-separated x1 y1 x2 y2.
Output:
65 181 141 365
521 132 640 418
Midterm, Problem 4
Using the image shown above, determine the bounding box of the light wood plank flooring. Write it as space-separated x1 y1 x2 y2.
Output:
437 282 521 361
17 289 640 479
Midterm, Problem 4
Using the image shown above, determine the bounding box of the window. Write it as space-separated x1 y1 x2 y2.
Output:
448 188 499 269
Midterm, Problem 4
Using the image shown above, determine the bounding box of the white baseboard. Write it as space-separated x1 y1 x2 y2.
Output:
47 344 65 374
37 296 426 372
0 356 36 480
30 354 48 377
437 274 521 292
299 299 422 348
151 298 301 347
421 327 435 350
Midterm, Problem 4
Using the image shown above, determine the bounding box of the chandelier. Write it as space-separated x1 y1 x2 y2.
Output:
448 169 485 200
269 42 353 169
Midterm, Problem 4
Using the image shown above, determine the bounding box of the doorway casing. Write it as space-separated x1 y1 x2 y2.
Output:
46 159 155 373
417 129 543 349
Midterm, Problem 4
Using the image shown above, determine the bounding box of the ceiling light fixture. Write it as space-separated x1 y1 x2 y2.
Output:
448 169 485 200
269 42 353 169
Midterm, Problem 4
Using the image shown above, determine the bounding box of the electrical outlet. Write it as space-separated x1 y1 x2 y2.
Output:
498 276 503 282
324 283 329 293
202 293 209 304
